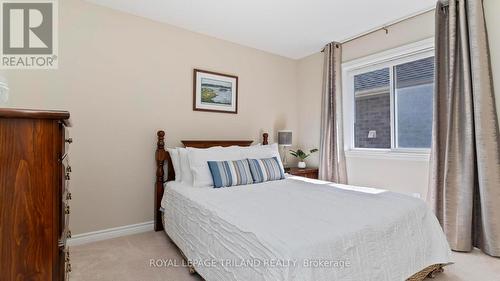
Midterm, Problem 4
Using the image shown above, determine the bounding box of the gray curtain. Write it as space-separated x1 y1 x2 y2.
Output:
428 0 500 257
318 42 347 184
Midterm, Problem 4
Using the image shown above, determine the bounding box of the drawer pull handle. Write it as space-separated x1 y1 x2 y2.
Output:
65 173 71 180
66 192 72 200
67 230 72 239
65 138 73 144
65 205 70 214
66 165 72 173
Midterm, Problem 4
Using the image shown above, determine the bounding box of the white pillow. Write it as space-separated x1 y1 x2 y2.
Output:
187 144 284 188
239 143 285 173
187 146 242 188
178 148 193 186
166 148 181 182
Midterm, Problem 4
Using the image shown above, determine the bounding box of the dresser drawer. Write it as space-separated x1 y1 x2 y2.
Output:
58 222 71 249
62 156 71 191
59 204 71 247
61 125 71 160
60 152 72 252
60 246 72 280
61 155 71 201
302 171 319 179
62 154 71 172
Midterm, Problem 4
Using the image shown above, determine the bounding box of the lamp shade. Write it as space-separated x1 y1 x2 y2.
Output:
278 130 292 146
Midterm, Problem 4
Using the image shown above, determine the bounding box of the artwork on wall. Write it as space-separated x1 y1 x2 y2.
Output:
193 69 238 114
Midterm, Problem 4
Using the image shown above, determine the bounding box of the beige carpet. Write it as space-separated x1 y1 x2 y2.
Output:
71 231 500 281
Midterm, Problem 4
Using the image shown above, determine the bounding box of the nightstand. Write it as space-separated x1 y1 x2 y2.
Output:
285 167 319 179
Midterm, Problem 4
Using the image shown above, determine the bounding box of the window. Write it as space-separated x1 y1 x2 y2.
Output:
394 58 434 148
354 68 391 149
343 39 434 158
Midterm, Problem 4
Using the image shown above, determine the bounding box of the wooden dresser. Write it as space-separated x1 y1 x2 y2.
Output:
0 108 72 281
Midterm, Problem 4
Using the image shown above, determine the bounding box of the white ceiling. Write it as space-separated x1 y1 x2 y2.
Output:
85 0 436 59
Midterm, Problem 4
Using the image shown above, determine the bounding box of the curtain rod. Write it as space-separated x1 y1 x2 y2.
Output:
321 5 435 52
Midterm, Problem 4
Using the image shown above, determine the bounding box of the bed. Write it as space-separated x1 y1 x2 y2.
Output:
154 130 451 281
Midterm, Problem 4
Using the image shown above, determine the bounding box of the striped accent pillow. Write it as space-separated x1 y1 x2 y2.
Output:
248 157 285 183
207 159 254 188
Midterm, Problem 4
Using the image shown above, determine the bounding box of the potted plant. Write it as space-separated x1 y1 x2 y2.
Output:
289 148 318 168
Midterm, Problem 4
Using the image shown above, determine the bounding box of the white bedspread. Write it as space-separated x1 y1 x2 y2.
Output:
161 177 451 281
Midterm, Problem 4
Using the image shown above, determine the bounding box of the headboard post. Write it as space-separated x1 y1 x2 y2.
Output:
263 133 269 145
155 130 166 231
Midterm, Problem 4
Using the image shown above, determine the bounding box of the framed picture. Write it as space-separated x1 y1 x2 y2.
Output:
193 69 238 114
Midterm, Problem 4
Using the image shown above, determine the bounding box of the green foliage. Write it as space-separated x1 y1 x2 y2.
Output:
289 148 318 161
201 88 217 103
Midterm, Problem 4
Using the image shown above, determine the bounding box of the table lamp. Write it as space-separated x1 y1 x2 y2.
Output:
278 130 292 167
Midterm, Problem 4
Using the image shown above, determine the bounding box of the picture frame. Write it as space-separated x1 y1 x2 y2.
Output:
193 69 238 114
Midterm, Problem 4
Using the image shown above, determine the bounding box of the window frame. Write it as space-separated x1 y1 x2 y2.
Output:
342 38 434 161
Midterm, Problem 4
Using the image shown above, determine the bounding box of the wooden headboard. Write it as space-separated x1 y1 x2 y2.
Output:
154 130 269 231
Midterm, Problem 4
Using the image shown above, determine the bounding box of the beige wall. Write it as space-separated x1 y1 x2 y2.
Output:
341 11 435 62
296 52 323 167
297 11 435 198
3 0 299 234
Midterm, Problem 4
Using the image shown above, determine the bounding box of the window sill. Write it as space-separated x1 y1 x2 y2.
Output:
344 149 430 161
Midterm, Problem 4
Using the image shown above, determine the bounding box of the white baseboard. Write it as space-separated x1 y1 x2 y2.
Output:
68 221 154 246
